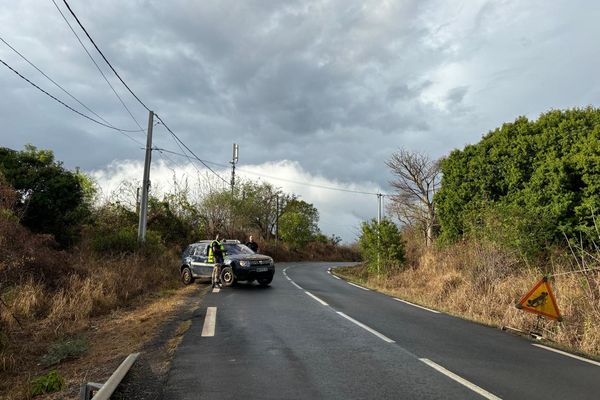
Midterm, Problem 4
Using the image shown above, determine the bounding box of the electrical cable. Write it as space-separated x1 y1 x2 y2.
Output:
55 0 229 186
61 0 152 113
0 35 143 133
154 114 229 185
0 56 145 146
56 0 373 198
153 147 384 195
50 0 145 132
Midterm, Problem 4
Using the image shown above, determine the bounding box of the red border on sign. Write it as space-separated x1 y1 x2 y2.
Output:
516 277 562 321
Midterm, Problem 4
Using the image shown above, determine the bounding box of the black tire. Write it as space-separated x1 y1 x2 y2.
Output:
181 267 194 285
257 276 273 287
220 266 236 287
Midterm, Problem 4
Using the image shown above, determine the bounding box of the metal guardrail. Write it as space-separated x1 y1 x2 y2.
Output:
80 352 140 400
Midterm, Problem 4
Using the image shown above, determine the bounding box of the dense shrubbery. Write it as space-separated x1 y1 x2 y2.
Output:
436 107 600 256
358 219 405 273
0 145 94 246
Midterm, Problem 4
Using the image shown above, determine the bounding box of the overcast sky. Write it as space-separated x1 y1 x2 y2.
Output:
1 1 599 242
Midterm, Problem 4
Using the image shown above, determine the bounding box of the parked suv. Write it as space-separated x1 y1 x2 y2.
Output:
180 240 275 287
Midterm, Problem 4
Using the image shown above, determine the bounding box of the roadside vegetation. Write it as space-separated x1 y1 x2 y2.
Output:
349 107 600 357
0 145 357 398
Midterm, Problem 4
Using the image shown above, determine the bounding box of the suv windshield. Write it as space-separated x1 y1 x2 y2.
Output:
224 243 256 255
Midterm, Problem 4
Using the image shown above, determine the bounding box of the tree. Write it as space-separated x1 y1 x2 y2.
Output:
435 107 600 255
358 219 405 273
279 199 320 249
386 149 441 246
0 145 90 246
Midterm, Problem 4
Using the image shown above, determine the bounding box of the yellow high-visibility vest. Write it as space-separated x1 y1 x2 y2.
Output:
207 240 225 263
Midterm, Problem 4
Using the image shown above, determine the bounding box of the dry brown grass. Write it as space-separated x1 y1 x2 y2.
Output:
0 284 199 400
336 239 600 357
0 202 186 398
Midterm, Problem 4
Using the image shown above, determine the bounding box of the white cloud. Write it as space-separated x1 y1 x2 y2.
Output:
89 158 383 243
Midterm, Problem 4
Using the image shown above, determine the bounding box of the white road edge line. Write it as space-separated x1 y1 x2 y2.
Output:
348 282 369 291
337 312 395 343
285 276 292 281
420 358 502 400
201 307 217 337
212 288 220 293
394 298 440 314
333 275 341 280
305 291 328 306
532 344 600 367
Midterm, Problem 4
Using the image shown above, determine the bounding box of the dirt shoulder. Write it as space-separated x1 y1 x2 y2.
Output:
1 283 209 400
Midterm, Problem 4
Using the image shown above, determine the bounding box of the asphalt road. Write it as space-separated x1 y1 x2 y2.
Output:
163 262 600 400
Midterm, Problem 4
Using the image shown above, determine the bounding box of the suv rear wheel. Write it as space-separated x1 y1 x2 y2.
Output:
181 267 194 285
220 266 236 287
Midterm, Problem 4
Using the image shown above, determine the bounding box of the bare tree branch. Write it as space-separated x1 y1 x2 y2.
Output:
386 149 441 246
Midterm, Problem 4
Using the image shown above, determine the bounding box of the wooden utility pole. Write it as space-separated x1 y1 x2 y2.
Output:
137 110 154 243
230 143 239 194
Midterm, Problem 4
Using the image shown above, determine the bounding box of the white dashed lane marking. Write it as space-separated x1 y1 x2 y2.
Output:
420 358 502 400
305 291 328 306
201 307 217 337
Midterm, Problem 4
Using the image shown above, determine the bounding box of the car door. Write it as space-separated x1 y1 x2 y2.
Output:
190 244 212 279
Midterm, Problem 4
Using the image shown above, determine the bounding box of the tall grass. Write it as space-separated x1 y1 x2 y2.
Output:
0 210 180 377
340 238 600 356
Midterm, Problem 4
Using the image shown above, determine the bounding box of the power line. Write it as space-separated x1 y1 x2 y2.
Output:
0 56 145 146
55 0 229 186
61 0 151 113
0 35 143 134
154 115 229 185
50 0 145 132
153 147 383 196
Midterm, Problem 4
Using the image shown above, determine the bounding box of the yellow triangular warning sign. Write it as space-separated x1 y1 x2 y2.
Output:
516 277 562 321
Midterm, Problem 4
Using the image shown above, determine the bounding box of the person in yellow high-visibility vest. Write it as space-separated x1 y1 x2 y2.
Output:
208 233 226 287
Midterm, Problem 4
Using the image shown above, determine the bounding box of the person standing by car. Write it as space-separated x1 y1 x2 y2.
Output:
208 233 226 287
246 235 258 253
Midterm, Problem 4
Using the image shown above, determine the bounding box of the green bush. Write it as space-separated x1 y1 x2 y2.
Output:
358 219 405 274
436 107 600 254
30 370 65 396
40 337 88 366
92 227 164 256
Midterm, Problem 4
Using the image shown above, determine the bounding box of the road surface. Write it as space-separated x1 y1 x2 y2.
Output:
164 262 600 399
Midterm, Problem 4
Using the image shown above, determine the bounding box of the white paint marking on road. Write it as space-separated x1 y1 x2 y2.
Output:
290 280 303 290
333 275 341 280
305 291 328 306
348 282 370 291
394 298 440 314
336 312 395 343
201 307 217 337
327 270 331 275
212 287 221 293
285 276 291 281
532 344 600 367
420 358 502 400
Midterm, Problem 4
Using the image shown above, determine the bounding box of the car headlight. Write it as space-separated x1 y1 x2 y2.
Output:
239 260 249 267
